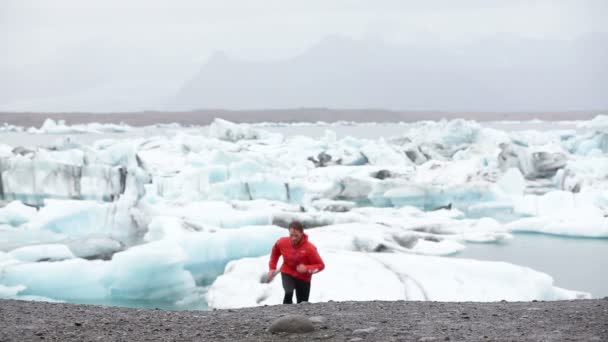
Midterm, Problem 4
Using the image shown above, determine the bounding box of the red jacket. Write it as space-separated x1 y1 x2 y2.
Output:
269 233 325 282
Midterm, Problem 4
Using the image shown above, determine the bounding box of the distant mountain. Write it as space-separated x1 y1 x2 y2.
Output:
170 34 608 111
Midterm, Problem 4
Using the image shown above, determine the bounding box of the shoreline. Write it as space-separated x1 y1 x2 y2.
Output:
1 298 606 341
1 109 604 127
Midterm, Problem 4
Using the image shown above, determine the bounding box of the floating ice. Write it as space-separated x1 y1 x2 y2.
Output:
497 168 526 196
30 119 132 135
8 244 75 262
208 118 271 142
0 201 36 227
1 118 607 308
0 157 129 205
577 114 608 130
384 183 497 211
506 216 608 238
498 143 567 180
206 250 588 309
102 240 197 302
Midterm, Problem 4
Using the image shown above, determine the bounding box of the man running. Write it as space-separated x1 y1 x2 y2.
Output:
268 221 325 304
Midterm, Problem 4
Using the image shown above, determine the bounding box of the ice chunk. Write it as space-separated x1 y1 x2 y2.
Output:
466 202 519 222
36 119 88 134
0 224 64 252
498 143 567 179
441 119 481 145
144 216 193 242
67 237 124 260
28 199 140 245
307 223 465 256
102 240 197 302
179 225 285 285
208 178 305 203
513 190 605 218
359 140 410 166
311 199 356 212
577 114 608 130
497 168 526 196
0 284 26 298
506 216 608 238
29 119 132 135
207 250 587 309
208 118 265 142
0 157 128 205
0 201 37 227
35 148 86 166
149 200 273 229
385 184 497 211
568 131 608 155
458 218 512 243
1 258 108 301
9 244 75 262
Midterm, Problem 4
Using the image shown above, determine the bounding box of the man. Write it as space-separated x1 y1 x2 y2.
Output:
268 221 325 304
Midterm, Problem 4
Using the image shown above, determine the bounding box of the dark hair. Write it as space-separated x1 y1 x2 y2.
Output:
288 221 304 232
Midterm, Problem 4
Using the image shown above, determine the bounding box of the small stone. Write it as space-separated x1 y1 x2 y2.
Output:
352 327 378 335
309 316 327 324
349 338 363 342
268 315 314 334
419 337 437 341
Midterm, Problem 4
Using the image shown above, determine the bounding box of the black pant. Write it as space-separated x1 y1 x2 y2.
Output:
281 273 311 304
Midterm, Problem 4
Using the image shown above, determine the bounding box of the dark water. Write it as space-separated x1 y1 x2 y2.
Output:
453 233 608 298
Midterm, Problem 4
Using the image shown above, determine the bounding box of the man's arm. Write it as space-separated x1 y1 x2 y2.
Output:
304 245 325 274
269 241 281 272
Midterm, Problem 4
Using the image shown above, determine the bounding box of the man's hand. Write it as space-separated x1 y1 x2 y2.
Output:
267 270 276 282
296 264 307 273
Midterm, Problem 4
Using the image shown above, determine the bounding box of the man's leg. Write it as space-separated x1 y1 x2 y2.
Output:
281 273 296 304
295 278 311 303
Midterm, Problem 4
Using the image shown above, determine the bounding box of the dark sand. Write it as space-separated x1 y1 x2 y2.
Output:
1 299 606 341
0 109 604 127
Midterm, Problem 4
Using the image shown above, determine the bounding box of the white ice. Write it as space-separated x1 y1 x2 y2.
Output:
1 117 607 308
206 250 589 309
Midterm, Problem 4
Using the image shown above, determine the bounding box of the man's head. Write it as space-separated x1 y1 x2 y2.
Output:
288 221 304 245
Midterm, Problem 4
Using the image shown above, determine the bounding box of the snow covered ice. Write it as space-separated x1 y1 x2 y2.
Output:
1 116 607 309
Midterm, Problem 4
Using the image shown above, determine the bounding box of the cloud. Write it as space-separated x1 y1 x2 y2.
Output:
0 0 606 111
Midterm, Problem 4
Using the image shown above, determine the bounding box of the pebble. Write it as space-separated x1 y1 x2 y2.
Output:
309 316 327 324
268 315 314 334
352 327 378 335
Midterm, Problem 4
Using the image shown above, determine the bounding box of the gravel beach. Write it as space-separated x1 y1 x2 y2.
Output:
1 299 606 341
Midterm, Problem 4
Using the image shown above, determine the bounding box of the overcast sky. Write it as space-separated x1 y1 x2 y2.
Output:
1 0 606 112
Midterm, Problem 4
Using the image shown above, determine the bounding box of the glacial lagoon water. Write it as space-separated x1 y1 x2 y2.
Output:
454 233 608 298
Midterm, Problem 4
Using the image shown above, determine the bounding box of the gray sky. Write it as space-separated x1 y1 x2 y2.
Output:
1 0 606 112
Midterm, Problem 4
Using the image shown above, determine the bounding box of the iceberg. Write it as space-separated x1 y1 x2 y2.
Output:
1 117 607 309
384 183 497 211
208 118 271 142
206 250 588 309
0 157 129 205
498 143 567 180
506 216 608 238
1 257 109 302
102 240 197 303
